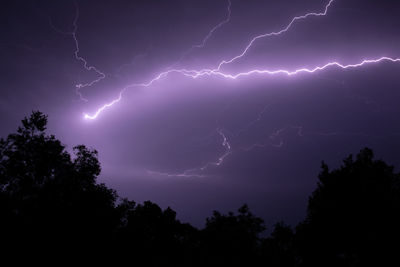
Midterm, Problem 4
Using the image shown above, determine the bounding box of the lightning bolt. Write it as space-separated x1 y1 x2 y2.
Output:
240 126 304 151
146 104 400 178
234 105 270 137
192 0 232 50
83 0 400 120
70 0 106 102
240 125 400 153
84 90 125 119
214 0 334 69
84 56 400 120
166 0 231 70
199 128 232 169
147 128 232 178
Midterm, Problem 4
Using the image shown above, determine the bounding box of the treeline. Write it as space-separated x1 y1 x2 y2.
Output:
1 111 400 266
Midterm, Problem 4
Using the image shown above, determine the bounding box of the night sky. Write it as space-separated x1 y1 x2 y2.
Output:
1 0 400 227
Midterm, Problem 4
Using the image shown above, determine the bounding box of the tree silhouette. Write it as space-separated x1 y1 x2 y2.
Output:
261 222 297 266
199 204 266 266
115 200 198 266
0 111 199 262
297 148 400 266
0 111 119 254
1 112 399 266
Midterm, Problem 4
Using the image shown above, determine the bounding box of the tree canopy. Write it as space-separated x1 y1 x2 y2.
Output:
1 111 399 266
297 148 400 266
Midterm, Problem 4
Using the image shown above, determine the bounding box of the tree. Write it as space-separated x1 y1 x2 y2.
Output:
297 148 400 266
0 111 119 253
262 222 297 267
4 112 399 266
115 200 198 266
199 204 266 266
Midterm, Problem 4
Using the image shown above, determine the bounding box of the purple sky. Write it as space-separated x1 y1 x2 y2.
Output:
1 0 400 227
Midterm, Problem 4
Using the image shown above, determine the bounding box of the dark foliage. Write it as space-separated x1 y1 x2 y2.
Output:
199 204 266 266
297 148 400 266
0 112 119 256
1 111 399 266
262 222 297 266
